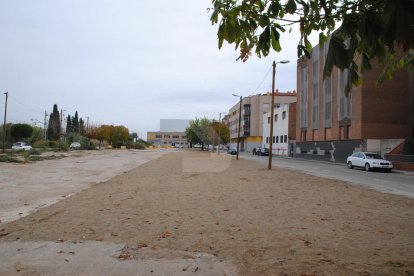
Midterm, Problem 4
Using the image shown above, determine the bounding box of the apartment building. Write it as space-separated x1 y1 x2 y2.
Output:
296 42 414 162
262 103 296 156
228 91 296 153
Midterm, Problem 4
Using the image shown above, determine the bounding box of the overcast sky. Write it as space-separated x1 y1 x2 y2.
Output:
0 0 308 137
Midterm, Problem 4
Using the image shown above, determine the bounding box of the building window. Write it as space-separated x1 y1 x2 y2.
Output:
324 76 332 127
312 46 319 129
181 136 186 139
155 135 162 138
280 135 283 143
301 130 307 142
268 116 270 124
276 136 279 143
274 103 281 108
172 135 179 139
282 111 286 119
273 136 275 143
164 135 171 139
338 69 352 120
266 137 269 143
275 114 278 121
300 66 308 128
284 135 287 143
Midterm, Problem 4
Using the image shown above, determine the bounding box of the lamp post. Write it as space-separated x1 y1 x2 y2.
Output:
232 94 242 160
268 60 290 170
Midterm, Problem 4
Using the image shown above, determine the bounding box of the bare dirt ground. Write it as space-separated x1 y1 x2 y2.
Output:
1 151 414 275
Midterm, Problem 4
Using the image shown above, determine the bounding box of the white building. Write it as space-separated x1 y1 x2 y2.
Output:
262 103 294 156
160 119 190 132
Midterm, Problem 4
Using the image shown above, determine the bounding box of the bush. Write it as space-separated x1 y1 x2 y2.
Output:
33 140 49 149
48 141 59 148
29 148 42 155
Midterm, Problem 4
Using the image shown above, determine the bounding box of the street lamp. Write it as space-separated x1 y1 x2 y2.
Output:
232 94 242 160
268 60 290 170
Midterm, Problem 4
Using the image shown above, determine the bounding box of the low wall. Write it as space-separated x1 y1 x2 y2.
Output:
295 140 365 163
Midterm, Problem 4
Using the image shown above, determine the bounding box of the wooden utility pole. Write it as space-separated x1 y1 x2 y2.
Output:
268 62 276 169
2 92 8 153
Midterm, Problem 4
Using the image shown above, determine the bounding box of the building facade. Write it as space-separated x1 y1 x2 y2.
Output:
228 91 296 153
296 42 414 162
147 119 190 147
262 103 296 156
147 131 188 147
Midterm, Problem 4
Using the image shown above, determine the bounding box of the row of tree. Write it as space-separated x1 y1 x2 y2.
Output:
185 118 230 150
47 104 88 141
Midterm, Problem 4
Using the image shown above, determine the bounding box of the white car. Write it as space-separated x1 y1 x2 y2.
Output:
346 152 393 172
69 142 81 149
12 142 32 151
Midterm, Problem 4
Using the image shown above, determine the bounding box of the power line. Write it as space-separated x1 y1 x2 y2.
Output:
252 64 273 93
8 95 44 114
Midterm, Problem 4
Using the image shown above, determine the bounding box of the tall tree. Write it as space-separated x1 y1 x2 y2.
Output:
185 118 211 150
79 118 86 136
66 115 72 134
47 104 61 141
72 111 79 133
210 0 414 92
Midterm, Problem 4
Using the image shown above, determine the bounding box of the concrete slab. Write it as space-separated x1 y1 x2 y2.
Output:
0 241 238 275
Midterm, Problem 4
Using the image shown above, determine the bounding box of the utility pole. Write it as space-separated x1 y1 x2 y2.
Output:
2 92 8 153
44 111 48 142
268 61 276 170
217 112 222 155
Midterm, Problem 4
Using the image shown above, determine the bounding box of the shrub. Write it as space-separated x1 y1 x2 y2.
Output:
29 148 42 155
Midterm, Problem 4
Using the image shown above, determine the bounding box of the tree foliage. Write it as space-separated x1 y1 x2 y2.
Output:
210 0 414 91
93 124 130 148
185 118 230 149
47 104 61 141
10 123 33 141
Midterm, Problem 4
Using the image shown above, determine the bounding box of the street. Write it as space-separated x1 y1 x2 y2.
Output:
241 152 414 199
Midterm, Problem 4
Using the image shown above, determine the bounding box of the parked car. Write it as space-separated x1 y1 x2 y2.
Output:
253 147 269 156
11 142 32 151
259 148 269 156
69 142 81 149
346 151 393 172
227 148 237 155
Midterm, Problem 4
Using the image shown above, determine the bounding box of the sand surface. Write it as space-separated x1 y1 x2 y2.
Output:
1 151 414 275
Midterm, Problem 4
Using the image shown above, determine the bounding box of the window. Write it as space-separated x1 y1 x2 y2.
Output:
323 39 332 128
181 136 186 139
282 111 286 119
266 137 269 143
267 116 270 124
164 135 171 139
276 136 279 143
312 46 319 129
280 135 283 143
338 69 352 120
273 136 275 143
155 135 162 138
284 135 287 143
275 114 278 121
300 66 308 128
172 135 179 139
274 103 281 108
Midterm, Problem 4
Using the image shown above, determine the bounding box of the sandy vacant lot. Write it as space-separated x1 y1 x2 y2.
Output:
1 151 414 275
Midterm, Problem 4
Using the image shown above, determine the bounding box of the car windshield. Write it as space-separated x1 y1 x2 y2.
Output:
365 153 382 159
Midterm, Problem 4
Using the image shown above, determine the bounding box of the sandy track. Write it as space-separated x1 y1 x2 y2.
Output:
1 151 413 275
0 150 166 222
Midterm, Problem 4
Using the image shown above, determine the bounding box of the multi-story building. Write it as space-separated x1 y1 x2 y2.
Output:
295 42 414 162
228 91 296 153
262 103 296 156
147 119 190 147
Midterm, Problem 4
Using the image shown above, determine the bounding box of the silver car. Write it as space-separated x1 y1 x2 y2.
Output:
11 142 32 151
347 152 393 172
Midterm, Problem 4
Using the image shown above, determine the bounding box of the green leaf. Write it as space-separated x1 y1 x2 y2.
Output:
271 27 281 52
285 0 297 14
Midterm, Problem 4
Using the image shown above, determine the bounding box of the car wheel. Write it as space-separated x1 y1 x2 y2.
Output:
347 161 353 169
364 163 371 172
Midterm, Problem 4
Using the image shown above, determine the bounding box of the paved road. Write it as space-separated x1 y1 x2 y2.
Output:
241 153 414 199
